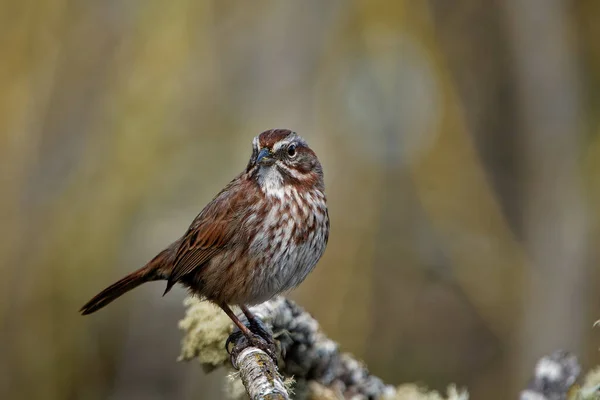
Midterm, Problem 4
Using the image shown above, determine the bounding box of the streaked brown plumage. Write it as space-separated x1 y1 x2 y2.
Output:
80 129 329 351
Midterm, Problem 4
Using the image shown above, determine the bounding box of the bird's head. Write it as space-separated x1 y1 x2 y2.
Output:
246 129 324 197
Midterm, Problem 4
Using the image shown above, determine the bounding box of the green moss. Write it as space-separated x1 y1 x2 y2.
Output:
569 367 600 400
178 297 232 368
178 297 470 399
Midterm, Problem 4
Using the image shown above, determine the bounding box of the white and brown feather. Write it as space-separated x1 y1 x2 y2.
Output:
173 129 329 305
80 129 329 316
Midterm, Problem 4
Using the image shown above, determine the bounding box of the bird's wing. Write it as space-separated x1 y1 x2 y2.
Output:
165 177 256 291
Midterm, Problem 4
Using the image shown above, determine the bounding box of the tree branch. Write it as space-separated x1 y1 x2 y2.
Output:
236 347 289 400
177 295 600 400
178 296 467 400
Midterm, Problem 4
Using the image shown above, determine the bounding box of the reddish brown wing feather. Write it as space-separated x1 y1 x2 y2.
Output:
171 220 230 280
165 176 256 292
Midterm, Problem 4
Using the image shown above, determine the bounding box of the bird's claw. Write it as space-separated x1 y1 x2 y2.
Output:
226 329 278 369
224 318 273 356
228 332 278 369
225 330 244 355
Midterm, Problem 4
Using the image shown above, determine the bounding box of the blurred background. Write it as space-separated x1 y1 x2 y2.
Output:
1 1 600 399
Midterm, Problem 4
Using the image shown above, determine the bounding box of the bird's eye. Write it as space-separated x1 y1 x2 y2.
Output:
287 143 297 158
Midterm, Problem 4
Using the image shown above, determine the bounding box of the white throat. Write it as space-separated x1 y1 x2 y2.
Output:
257 165 286 199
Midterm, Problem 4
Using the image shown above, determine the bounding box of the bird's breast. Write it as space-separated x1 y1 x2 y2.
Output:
196 187 328 306
243 187 328 303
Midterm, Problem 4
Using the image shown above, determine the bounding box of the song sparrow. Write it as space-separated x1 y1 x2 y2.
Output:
81 129 329 360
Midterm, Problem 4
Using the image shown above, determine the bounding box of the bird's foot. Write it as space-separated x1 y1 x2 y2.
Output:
246 314 273 343
226 329 278 369
224 313 274 352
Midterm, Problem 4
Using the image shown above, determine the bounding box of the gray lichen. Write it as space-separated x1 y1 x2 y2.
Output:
177 296 468 399
178 301 600 400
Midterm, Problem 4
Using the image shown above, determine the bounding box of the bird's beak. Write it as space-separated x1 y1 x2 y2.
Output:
256 148 272 165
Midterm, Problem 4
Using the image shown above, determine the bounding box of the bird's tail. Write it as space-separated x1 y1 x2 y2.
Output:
79 248 172 315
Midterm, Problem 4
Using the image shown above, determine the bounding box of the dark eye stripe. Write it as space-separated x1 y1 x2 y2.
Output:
276 163 299 184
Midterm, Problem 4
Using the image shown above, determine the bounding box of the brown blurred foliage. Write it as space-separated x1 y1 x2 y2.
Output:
1 1 599 399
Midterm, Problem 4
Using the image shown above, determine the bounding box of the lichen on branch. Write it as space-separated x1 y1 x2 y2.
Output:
178 296 468 400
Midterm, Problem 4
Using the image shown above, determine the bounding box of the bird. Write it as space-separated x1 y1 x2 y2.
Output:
80 129 329 359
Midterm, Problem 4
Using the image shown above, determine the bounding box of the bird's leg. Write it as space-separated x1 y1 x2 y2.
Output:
221 304 278 368
221 303 254 337
240 305 274 344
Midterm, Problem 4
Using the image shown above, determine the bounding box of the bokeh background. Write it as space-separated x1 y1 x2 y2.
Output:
1 1 600 399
